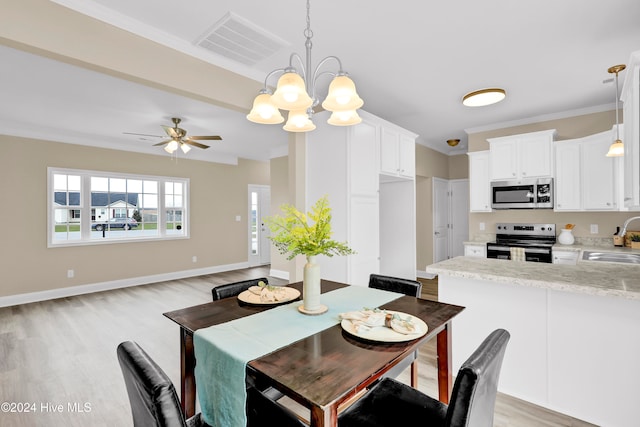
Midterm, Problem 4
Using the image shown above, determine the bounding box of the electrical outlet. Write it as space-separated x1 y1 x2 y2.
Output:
590 224 598 234
479 222 485 231
67 269 74 278
235 215 241 222
192 256 197 263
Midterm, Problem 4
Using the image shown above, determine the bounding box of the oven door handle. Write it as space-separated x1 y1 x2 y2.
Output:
487 245 550 254
525 248 552 254
487 245 512 251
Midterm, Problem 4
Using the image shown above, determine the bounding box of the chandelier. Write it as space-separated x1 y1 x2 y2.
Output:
246 0 363 132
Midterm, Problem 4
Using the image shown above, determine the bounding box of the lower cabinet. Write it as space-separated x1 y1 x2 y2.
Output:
464 243 486 258
552 250 579 265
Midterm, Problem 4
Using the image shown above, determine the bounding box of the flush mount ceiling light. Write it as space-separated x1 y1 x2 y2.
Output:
447 139 460 147
246 0 363 132
606 64 626 157
462 88 506 107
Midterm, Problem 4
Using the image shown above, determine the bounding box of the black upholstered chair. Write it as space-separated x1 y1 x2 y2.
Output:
368 273 422 297
246 386 306 427
211 277 269 301
338 329 511 427
368 273 423 386
116 341 209 427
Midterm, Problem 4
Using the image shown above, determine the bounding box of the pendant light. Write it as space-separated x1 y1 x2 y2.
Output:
246 0 363 132
606 64 626 157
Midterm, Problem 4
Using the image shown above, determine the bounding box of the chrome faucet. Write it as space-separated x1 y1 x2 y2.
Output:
620 216 640 237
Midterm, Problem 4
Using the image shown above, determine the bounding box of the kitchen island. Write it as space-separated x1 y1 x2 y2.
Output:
427 256 640 427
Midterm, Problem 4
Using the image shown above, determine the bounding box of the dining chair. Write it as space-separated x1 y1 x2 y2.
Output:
338 328 511 427
368 273 422 386
116 341 210 427
368 273 422 297
211 277 269 301
246 386 306 427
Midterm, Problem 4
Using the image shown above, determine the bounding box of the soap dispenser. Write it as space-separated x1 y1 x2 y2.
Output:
614 226 623 247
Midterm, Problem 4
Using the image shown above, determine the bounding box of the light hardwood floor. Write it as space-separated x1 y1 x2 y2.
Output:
0 268 596 427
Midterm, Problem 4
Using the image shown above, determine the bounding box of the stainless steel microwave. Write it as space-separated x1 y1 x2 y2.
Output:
490 178 553 209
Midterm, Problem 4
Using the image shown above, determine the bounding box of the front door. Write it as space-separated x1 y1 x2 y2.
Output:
248 185 271 267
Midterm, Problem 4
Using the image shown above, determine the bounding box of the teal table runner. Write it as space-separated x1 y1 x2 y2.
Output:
193 285 400 427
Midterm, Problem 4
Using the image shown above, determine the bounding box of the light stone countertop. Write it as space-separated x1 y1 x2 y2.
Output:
426 256 640 301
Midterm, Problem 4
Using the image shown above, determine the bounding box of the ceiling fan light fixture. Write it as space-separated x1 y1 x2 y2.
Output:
447 139 460 147
164 139 179 154
605 64 626 157
180 142 191 154
462 88 506 107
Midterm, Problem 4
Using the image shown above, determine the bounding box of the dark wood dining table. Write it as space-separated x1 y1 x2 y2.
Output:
163 279 465 427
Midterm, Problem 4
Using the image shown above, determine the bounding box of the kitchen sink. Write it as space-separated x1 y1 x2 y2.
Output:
582 250 640 264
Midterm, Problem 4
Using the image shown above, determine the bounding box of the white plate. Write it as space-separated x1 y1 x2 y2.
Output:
237 287 300 306
340 311 428 342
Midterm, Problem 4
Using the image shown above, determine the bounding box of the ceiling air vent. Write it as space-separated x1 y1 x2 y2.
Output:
195 12 288 66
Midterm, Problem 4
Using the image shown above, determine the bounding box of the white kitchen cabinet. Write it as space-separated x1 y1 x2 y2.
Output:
552 250 579 265
464 243 486 258
581 131 619 210
554 130 621 211
468 151 491 212
554 142 581 211
380 126 416 180
306 110 416 285
623 50 640 210
488 129 556 181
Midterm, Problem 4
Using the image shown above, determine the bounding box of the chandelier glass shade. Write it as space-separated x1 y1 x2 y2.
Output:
605 64 626 157
246 0 363 132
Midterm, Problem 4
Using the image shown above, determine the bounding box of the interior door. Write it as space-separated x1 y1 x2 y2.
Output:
433 178 449 262
450 179 469 257
248 185 271 267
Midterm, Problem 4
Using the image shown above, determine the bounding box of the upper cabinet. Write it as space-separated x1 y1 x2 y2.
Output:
379 126 417 180
554 129 623 211
488 129 556 181
468 151 491 212
622 50 640 210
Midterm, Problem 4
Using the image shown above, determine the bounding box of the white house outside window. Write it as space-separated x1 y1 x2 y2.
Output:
48 168 189 247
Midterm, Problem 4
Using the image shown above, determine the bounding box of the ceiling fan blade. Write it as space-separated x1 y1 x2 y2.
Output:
162 125 180 139
188 135 222 141
153 140 171 146
183 140 210 149
123 132 164 138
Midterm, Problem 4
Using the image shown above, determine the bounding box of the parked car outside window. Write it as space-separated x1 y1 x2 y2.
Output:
92 218 138 231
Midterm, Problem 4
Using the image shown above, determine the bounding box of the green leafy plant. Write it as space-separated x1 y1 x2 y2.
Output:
265 195 355 260
630 234 640 242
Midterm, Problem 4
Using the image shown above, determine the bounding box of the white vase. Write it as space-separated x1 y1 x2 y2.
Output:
558 229 575 245
299 255 328 315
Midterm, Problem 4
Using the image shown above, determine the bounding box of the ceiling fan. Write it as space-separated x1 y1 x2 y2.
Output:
125 117 222 154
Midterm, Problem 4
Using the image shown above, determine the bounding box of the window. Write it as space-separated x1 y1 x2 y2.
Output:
48 168 189 247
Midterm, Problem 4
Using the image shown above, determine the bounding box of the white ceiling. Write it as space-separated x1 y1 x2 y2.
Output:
2 0 640 163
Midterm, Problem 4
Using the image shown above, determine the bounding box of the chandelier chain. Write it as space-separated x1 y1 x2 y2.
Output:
304 0 313 39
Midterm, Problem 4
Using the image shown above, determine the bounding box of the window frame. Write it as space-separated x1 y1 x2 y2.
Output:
48 167 190 247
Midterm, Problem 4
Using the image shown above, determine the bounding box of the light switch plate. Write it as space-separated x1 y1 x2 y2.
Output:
590 224 598 234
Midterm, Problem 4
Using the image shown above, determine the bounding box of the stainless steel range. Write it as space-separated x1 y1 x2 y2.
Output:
486 223 556 263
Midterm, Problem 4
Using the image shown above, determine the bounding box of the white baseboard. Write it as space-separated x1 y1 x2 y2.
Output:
269 268 289 281
0 262 250 308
